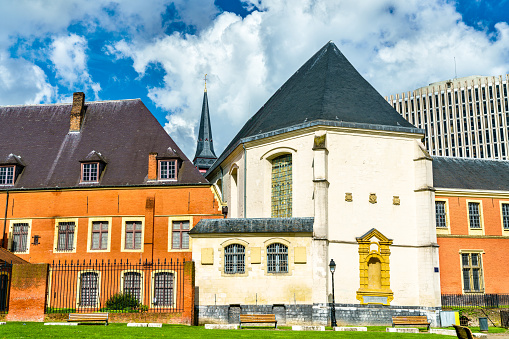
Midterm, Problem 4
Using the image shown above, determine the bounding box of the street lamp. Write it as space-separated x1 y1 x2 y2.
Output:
329 259 337 327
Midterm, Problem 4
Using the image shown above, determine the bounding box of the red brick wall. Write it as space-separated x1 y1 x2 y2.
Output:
6 264 48 322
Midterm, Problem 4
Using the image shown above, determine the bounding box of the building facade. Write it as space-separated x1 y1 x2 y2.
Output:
387 75 509 160
191 42 442 326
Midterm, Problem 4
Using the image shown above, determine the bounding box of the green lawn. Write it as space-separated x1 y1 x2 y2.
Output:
0 322 478 339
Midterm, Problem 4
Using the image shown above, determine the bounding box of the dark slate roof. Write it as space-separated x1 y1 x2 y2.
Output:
0 99 208 190
193 90 217 170
433 156 509 191
207 41 421 176
190 217 314 234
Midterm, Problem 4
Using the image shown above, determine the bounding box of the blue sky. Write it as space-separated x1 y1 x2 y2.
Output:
1 0 509 158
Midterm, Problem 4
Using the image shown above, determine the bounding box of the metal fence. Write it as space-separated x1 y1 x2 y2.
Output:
442 294 509 308
46 259 186 314
0 262 12 314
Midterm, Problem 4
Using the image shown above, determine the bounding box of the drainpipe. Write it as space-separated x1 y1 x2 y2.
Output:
2 190 9 249
219 165 224 201
243 144 247 218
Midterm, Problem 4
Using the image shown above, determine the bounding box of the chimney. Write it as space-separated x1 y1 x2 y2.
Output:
70 92 85 132
148 153 158 180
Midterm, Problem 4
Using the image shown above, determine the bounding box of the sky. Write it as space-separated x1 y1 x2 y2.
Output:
1 0 509 159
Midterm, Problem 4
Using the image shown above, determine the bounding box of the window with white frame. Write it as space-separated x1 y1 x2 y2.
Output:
461 252 484 293
57 222 75 251
153 272 174 307
81 163 99 182
502 203 509 231
435 201 447 228
267 243 288 273
79 272 99 306
468 202 481 229
91 221 108 250
224 244 245 274
159 160 177 180
123 272 142 303
125 221 142 250
11 222 29 253
0 166 14 185
172 220 190 249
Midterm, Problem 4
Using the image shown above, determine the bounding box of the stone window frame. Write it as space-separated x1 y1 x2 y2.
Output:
466 200 484 236
81 162 99 183
0 165 15 186
150 269 177 308
53 218 79 254
167 216 193 252
459 250 485 294
499 201 509 236
121 217 145 253
262 238 293 277
121 270 144 304
75 270 101 308
219 239 250 277
8 219 32 254
86 217 112 253
435 199 450 235
158 159 177 181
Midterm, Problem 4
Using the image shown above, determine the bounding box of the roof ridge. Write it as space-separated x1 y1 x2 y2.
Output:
0 98 142 108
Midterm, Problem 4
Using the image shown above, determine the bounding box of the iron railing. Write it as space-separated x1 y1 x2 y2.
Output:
442 294 509 308
46 259 186 314
0 262 12 314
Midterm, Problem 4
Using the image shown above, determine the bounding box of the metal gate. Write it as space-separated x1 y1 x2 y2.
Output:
0 262 12 313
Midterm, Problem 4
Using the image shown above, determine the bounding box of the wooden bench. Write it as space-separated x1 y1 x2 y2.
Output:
68 313 109 325
239 314 277 329
453 325 474 339
392 316 430 331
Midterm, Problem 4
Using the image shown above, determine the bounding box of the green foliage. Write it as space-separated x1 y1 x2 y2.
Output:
104 292 140 311
45 307 76 314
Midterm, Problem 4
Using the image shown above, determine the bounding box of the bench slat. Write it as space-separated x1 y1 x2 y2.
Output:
239 314 277 329
68 313 109 325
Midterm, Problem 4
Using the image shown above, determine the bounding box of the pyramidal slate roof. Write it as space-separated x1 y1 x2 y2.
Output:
207 41 421 175
433 156 509 191
193 89 217 170
0 98 208 190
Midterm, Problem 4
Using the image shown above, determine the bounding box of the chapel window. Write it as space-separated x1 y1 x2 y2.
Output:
224 244 245 274
271 154 292 218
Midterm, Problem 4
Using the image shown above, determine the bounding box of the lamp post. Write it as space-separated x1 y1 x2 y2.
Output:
329 259 337 328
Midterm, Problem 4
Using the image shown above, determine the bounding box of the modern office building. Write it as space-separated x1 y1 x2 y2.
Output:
386 75 509 159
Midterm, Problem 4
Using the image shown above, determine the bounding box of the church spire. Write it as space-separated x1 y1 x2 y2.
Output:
193 75 217 173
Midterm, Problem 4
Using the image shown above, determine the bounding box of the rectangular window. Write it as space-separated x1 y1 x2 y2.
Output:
468 202 481 229
435 201 447 228
125 221 142 250
502 203 509 231
0 166 15 185
81 163 99 182
461 252 483 293
91 221 108 250
159 160 177 180
57 222 75 251
172 220 190 249
79 272 99 306
11 222 29 253
153 272 174 307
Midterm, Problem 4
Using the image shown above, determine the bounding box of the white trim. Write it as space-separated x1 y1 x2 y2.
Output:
86 217 112 253
53 218 79 253
167 216 193 252
121 217 145 252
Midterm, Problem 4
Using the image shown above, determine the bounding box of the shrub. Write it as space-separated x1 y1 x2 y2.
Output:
104 292 140 311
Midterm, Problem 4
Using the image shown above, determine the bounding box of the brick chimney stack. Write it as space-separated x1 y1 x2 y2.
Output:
70 92 85 132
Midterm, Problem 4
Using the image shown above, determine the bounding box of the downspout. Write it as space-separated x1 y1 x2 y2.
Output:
2 190 9 249
243 144 247 218
219 165 224 201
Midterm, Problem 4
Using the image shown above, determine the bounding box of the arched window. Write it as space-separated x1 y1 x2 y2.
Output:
123 272 142 302
153 272 174 307
224 244 245 274
267 243 288 273
79 272 99 307
271 154 292 217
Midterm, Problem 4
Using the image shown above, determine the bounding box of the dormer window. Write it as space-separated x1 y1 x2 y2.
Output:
81 162 99 183
0 165 15 185
159 160 177 180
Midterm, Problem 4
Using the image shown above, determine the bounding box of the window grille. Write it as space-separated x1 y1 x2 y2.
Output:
79 272 99 306
91 221 108 250
461 253 483 292
468 202 481 229
57 222 75 251
12 223 29 252
125 221 142 250
435 201 447 228
0 166 14 185
502 204 509 230
123 272 142 302
172 220 190 249
224 244 245 274
153 272 174 306
271 154 292 218
267 243 288 273
82 163 99 182
159 160 176 180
